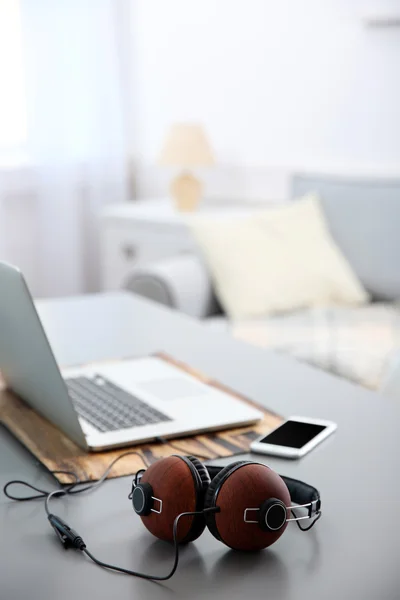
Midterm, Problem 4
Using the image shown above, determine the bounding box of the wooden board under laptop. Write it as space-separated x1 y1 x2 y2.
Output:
0 353 282 484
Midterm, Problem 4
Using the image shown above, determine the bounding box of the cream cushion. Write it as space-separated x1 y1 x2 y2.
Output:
188 194 369 320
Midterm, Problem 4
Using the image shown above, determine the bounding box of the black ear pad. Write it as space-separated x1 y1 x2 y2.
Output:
177 455 211 543
204 461 252 541
185 456 211 491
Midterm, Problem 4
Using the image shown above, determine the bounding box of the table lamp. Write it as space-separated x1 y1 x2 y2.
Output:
158 123 215 212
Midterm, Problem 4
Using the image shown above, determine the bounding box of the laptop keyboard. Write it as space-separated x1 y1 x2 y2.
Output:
66 375 171 433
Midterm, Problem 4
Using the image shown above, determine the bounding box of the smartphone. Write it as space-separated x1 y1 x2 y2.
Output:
250 416 337 459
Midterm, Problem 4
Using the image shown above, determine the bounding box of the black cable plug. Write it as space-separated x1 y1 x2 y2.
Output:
48 514 86 550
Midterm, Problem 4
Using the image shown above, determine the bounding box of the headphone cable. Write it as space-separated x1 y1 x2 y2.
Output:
82 510 209 581
290 508 322 532
3 451 150 507
3 451 217 582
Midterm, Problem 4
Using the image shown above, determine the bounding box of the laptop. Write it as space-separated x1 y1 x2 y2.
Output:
0 262 262 451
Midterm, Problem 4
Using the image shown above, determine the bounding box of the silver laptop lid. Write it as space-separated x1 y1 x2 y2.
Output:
0 262 87 449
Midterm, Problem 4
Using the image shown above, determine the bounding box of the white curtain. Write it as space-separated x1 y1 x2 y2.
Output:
2 0 129 296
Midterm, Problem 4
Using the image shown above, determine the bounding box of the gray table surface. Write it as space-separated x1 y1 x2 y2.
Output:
1 292 399 599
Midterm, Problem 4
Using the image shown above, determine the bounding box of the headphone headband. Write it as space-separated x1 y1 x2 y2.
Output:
206 465 320 516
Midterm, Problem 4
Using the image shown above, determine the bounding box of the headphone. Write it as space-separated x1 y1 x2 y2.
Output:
4 451 321 581
130 455 321 551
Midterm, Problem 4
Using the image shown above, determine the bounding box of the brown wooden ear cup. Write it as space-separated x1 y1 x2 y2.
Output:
205 461 251 542
204 462 291 551
139 455 210 543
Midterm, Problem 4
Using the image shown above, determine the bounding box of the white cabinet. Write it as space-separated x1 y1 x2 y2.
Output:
100 201 189 290
99 198 258 290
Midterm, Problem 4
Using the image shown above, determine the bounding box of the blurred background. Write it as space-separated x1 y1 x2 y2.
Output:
0 0 399 391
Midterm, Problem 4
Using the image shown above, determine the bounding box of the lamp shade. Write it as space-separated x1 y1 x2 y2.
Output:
158 123 215 167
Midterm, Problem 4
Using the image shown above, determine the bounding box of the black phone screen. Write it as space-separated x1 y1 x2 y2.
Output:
259 420 327 449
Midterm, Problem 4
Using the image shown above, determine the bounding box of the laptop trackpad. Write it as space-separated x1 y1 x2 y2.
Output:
137 378 209 401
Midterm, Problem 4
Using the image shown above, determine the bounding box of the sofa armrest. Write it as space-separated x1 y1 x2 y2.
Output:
124 254 219 318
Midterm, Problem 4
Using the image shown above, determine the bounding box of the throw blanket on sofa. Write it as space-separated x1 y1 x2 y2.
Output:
232 304 400 390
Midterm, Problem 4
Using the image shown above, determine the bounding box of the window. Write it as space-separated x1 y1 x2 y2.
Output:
0 0 27 161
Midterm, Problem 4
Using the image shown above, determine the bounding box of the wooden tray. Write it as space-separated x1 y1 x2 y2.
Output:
0 353 282 484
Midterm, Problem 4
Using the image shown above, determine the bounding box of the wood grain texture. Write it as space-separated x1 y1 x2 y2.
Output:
213 464 291 551
0 353 282 484
140 455 200 542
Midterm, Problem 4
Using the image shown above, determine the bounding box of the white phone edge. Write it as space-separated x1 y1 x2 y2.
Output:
250 415 337 459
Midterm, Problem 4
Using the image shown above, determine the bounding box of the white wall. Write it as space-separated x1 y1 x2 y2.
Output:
129 0 400 199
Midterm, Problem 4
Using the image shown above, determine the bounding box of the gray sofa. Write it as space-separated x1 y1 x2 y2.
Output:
125 174 400 395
